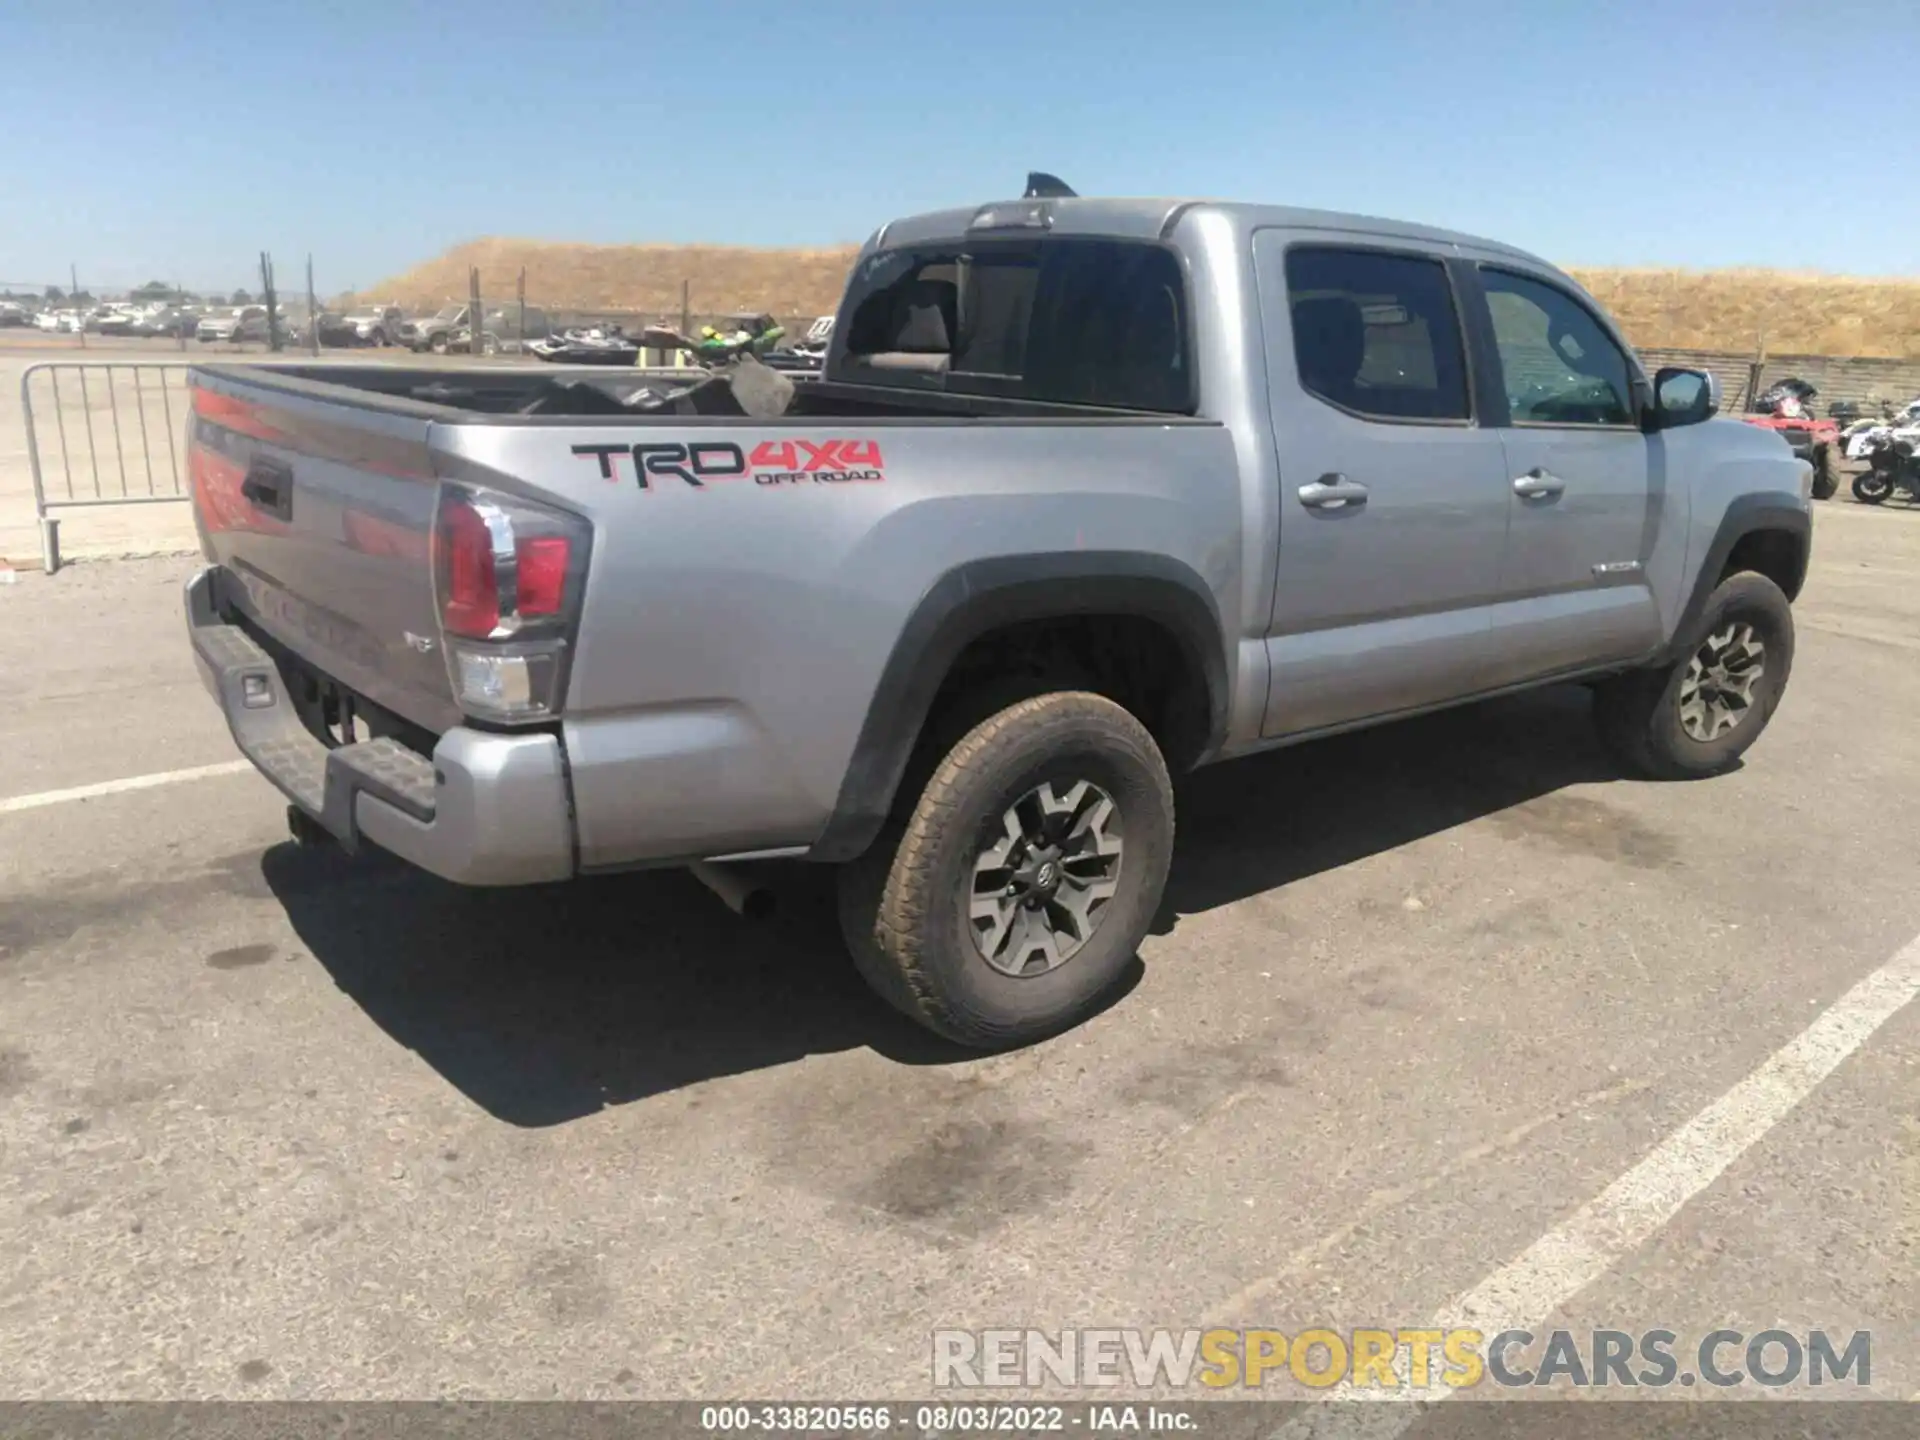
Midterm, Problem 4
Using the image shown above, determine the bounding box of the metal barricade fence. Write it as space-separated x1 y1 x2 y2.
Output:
21 361 193 572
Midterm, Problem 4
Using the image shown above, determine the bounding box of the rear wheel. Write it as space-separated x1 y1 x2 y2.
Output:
1593 571 1793 779
1811 443 1840 500
837 691 1173 1048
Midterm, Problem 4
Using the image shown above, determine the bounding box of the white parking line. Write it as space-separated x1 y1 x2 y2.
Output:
0 759 254 814
1273 927 1920 1436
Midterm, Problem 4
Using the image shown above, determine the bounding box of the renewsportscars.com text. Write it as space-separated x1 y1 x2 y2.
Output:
932 1327 1872 1391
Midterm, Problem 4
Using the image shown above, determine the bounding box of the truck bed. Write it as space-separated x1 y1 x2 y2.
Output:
184 357 1238 874
197 362 1196 424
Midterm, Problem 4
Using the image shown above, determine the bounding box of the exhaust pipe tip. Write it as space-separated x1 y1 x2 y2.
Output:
688 860 777 921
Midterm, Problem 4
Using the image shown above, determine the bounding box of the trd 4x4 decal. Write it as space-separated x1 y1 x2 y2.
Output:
570 439 886 490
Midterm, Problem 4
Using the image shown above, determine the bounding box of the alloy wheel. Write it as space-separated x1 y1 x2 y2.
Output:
968 779 1124 977
1679 622 1766 741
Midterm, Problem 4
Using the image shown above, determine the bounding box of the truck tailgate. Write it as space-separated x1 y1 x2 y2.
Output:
188 369 458 733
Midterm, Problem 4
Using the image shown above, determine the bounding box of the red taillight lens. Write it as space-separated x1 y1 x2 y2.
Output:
432 482 587 640
437 498 499 638
515 535 570 617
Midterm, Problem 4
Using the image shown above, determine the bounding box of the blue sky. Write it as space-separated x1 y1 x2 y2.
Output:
4 0 1916 294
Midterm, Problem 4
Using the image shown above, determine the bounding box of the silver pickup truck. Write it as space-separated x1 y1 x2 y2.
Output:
183 184 1812 1047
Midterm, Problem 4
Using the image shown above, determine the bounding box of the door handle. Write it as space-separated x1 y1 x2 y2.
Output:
240 458 293 521
1298 475 1370 510
1512 468 1566 499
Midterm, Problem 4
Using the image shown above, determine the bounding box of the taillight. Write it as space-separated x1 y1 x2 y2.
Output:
438 500 500 637
431 483 590 723
515 536 570 617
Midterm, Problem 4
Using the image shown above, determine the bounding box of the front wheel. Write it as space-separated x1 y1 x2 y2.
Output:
837 691 1174 1048
428 332 450 354
1853 470 1893 504
1593 571 1793 779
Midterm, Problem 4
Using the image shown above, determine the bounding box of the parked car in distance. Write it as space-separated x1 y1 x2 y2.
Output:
398 304 469 352
310 312 359 348
130 306 194 338
341 305 403 346
85 304 137 335
182 181 1814 1048
196 306 282 345
101 304 159 338
0 301 30 328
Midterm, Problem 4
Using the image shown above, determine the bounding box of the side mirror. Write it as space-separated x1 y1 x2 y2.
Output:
1653 366 1720 427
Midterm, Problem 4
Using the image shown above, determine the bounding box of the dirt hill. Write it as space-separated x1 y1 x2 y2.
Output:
357 238 860 321
360 239 1920 357
1569 268 1920 359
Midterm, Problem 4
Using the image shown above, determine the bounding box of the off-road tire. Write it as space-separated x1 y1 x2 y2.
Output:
1593 571 1793 779
837 691 1174 1048
1811 443 1840 500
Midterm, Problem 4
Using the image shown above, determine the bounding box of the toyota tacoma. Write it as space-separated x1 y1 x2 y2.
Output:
181 180 1812 1047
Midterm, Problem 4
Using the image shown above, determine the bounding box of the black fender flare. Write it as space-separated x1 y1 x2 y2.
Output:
1661 493 1810 663
810 552 1230 863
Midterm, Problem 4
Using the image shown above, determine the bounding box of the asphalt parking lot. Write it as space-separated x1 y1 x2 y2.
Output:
2 502 1918 1408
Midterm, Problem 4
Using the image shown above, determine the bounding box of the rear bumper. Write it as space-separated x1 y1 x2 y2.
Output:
185 567 574 885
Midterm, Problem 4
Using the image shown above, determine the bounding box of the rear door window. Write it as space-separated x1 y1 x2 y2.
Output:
839 238 1193 413
1283 247 1470 422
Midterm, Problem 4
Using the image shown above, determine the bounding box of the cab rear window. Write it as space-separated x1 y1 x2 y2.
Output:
836 238 1194 414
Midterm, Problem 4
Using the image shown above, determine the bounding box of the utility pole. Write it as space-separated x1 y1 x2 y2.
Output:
468 266 483 356
306 255 320 357
260 251 281 353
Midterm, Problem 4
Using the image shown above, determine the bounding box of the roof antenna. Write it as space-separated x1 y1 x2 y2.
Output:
1024 171 1077 199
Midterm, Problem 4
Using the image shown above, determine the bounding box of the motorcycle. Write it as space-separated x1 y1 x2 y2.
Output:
1842 398 1920 458
1851 427 1920 504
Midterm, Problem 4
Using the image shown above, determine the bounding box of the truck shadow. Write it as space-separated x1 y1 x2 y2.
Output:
1159 683 1626 922
266 683 1623 1127
262 843 1014 1127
